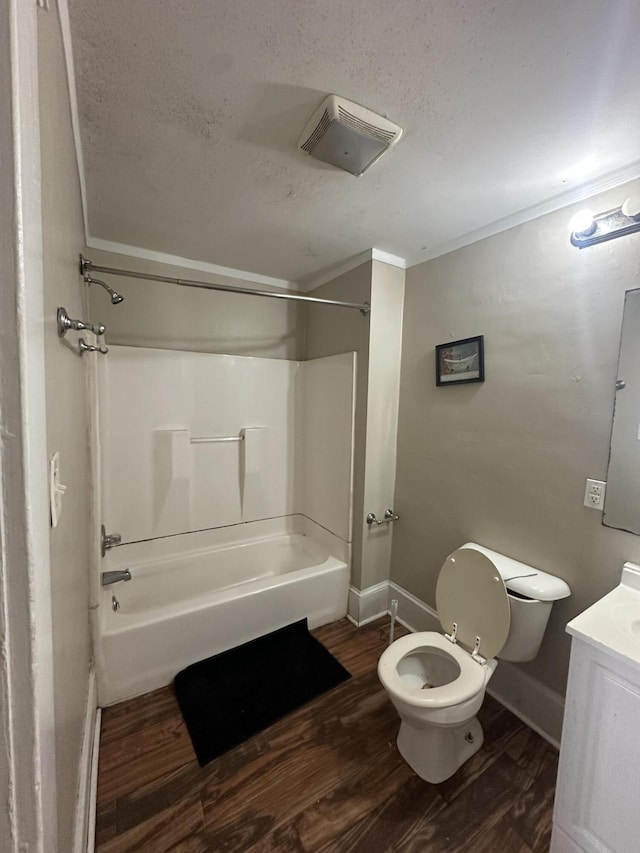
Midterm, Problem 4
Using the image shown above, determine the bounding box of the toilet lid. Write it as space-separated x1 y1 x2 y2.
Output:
436 547 511 660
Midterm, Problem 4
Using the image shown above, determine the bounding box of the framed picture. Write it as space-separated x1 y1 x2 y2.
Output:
435 335 485 386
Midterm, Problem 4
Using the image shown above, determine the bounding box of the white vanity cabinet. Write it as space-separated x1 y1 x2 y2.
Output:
551 563 640 853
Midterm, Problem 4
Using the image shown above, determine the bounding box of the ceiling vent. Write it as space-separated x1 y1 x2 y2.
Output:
297 95 403 176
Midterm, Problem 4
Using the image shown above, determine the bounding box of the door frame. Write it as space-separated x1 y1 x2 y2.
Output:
0 1 58 849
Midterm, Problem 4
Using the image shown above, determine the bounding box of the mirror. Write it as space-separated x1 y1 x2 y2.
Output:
604 288 640 534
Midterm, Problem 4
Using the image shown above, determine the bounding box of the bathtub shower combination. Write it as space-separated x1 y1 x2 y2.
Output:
93 346 356 705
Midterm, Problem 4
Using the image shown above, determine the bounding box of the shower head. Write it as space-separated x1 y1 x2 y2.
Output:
85 274 125 305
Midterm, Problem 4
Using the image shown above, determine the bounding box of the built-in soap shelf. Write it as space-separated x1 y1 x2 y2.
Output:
154 427 268 527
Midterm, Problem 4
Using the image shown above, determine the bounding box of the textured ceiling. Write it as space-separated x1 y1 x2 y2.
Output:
68 0 640 281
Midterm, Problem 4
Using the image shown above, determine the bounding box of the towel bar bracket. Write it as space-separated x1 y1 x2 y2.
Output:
366 508 399 527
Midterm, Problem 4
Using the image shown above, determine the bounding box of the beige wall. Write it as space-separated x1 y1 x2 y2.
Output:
392 178 640 697
305 260 405 589
39 3 92 850
86 248 305 360
360 261 405 588
305 263 372 584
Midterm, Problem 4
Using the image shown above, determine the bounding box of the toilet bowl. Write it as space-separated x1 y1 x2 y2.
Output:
378 543 570 783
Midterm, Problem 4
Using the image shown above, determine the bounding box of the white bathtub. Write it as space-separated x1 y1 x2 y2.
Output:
95 515 350 705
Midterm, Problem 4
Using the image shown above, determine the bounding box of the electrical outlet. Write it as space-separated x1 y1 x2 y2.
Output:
584 478 606 511
49 452 67 527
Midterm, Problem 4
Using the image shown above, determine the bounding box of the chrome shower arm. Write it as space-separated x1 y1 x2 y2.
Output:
84 274 125 305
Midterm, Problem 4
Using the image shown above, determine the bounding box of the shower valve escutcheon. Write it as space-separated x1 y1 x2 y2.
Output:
366 508 399 526
57 306 106 338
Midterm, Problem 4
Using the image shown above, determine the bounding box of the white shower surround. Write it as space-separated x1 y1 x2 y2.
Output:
94 346 356 705
98 346 356 543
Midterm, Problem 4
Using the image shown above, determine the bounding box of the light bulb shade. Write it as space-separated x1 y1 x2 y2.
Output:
622 196 640 221
569 209 596 237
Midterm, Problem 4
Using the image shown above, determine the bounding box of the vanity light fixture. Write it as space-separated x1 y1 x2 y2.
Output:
570 197 640 248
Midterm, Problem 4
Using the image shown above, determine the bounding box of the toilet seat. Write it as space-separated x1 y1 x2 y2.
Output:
378 632 487 709
436 547 511 660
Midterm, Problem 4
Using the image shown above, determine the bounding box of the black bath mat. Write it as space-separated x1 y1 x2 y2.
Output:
174 618 351 766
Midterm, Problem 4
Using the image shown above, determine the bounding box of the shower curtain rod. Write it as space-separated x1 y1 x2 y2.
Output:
79 255 370 316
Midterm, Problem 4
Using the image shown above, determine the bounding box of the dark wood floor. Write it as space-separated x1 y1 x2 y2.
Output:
95 617 558 852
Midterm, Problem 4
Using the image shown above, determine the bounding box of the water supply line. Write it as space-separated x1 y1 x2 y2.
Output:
389 599 399 645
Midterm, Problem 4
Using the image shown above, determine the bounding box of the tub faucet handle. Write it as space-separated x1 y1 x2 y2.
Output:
101 524 122 557
57 306 106 337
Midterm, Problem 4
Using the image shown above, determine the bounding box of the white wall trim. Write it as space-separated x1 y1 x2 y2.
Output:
51 3 638 297
487 660 564 750
352 579 565 747
83 242 409 296
56 0 89 244
347 582 389 626
387 581 440 632
299 248 407 292
298 251 371 292
1 1 59 849
86 706 101 853
371 249 407 269
85 237 296 290
73 671 98 853
410 158 640 266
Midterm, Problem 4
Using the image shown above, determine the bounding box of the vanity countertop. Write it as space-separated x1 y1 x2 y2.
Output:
567 561 640 671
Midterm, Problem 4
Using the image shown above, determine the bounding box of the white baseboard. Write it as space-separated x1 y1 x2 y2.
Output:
74 670 99 853
388 582 440 632
348 582 389 626
352 579 565 748
487 660 563 749
86 706 101 853
549 824 583 853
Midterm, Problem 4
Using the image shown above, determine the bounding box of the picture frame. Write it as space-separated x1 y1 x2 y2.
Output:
435 335 485 386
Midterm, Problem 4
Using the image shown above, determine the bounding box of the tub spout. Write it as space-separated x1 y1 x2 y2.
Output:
102 570 132 586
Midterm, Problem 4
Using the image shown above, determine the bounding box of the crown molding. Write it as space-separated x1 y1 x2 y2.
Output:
297 248 406 292
296 251 372 292
85 237 296 289
409 159 640 267
371 249 407 268
57 0 89 244
61 0 638 286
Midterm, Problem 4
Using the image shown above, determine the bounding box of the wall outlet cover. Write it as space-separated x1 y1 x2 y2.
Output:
49 452 67 528
584 478 606 511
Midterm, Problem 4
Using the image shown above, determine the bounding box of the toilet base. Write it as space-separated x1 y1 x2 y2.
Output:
396 715 484 784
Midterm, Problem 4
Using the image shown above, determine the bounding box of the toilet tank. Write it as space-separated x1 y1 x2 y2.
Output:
460 543 571 663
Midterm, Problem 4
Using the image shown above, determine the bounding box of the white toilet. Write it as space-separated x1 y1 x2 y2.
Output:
378 543 570 783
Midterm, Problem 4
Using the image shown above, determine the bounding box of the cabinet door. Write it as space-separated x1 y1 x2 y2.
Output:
553 640 640 853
